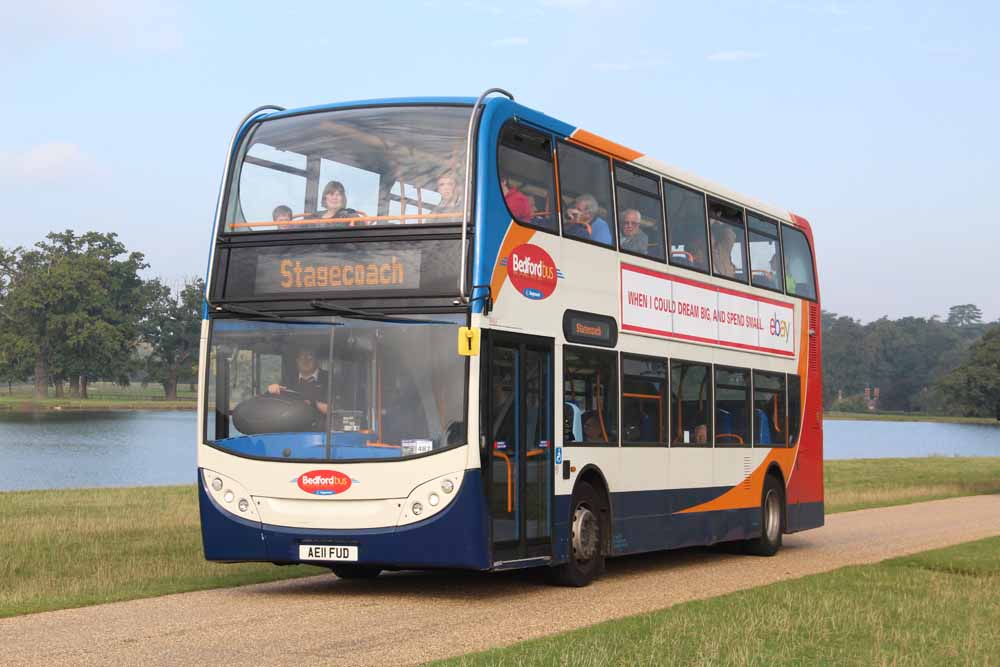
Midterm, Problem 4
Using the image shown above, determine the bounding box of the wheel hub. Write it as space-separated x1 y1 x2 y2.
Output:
571 505 599 561
764 489 781 542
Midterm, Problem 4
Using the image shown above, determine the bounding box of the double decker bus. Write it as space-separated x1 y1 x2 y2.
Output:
198 90 823 586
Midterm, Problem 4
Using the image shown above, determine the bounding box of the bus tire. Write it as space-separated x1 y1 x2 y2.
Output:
331 565 382 580
547 481 605 587
745 474 784 556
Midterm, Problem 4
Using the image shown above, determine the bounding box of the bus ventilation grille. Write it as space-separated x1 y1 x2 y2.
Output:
809 303 819 374
742 456 752 491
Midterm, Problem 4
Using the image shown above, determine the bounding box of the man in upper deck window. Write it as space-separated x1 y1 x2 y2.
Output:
619 208 648 254
564 193 612 245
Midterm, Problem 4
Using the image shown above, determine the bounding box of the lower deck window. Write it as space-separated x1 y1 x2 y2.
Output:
622 355 667 445
671 360 712 446
563 346 618 444
715 367 750 446
753 371 787 447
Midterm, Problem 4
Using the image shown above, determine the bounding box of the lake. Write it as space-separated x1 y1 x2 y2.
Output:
1 411 999 491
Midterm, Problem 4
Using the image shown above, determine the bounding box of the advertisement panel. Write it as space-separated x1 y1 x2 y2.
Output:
620 264 795 356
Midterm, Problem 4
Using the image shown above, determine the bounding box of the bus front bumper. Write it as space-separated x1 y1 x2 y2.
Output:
198 469 491 571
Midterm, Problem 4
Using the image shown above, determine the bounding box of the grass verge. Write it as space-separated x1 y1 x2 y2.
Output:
433 536 1000 666
825 456 1000 513
1 457 998 619
826 410 999 425
0 486 325 619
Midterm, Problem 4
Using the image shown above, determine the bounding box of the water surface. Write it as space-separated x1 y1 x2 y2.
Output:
1 412 998 491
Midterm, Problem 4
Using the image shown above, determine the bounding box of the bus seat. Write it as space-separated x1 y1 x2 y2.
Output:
756 408 772 445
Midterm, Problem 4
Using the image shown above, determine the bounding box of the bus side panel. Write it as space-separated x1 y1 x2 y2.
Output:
200 469 492 570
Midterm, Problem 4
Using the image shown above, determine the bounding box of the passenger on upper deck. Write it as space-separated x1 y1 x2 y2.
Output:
272 205 293 223
317 180 366 227
434 173 464 223
710 206 738 278
564 194 612 245
619 208 648 254
501 175 534 223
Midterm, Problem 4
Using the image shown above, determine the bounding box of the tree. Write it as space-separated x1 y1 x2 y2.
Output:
937 326 1000 417
946 304 983 328
0 231 148 398
142 278 204 400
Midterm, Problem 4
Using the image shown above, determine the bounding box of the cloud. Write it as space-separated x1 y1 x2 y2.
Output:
0 143 97 185
1 0 184 52
706 50 762 62
491 36 529 47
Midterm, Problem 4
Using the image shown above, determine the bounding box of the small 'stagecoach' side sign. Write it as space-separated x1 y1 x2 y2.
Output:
295 470 352 495
505 243 559 300
563 310 618 347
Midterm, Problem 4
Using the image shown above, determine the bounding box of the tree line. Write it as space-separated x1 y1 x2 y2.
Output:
2 230 998 414
823 304 1000 417
0 231 202 400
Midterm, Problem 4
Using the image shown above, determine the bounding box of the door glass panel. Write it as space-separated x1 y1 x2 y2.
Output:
490 346 519 544
524 347 551 541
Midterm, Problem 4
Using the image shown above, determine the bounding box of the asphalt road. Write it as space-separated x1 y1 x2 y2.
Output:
2 494 999 666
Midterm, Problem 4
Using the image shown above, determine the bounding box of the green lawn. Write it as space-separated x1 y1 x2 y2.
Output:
0 381 196 411
433 536 1000 666
826 410 1000 425
0 486 324 619
1 457 998 619
825 456 1000 513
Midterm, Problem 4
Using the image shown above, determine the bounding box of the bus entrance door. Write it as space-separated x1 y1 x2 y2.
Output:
485 333 554 565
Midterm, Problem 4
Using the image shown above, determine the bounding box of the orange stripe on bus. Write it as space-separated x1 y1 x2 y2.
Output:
489 223 536 306
675 448 796 514
569 129 643 162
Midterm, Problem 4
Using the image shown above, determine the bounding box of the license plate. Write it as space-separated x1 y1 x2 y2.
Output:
299 545 358 562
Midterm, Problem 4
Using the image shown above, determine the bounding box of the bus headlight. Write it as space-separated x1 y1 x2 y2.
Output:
397 471 463 527
202 469 261 523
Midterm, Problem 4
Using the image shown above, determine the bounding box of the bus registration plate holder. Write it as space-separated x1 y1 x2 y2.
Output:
299 545 358 562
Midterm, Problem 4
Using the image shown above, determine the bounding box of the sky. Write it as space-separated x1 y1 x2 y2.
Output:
1 0 997 323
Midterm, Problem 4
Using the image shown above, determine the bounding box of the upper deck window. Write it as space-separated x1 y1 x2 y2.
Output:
782 225 817 300
664 181 710 273
224 105 470 233
708 198 748 283
556 142 615 248
497 122 557 231
615 164 665 261
747 212 784 292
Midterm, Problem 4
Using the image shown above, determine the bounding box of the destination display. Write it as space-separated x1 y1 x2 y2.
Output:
563 310 618 347
620 264 795 356
222 240 461 299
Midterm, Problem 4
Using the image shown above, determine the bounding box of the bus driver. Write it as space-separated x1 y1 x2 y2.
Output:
267 347 330 415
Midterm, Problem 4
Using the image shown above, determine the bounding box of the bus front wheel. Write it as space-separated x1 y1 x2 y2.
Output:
548 481 605 587
744 474 784 556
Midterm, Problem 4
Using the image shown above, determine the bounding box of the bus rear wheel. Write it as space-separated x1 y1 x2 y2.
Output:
744 474 784 556
547 481 605 587
331 565 382 580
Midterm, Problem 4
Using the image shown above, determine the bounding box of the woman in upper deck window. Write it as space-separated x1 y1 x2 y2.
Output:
316 180 368 227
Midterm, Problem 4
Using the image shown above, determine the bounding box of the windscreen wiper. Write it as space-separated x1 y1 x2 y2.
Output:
309 300 456 325
212 303 339 326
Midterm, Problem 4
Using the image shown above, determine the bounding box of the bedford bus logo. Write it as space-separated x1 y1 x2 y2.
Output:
506 243 558 300
296 469 352 495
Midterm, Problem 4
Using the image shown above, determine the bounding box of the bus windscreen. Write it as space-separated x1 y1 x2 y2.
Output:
224 105 470 233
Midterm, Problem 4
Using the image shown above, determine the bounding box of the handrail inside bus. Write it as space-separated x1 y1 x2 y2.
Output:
493 448 547 513
459 87 513 304
230 212 458 229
